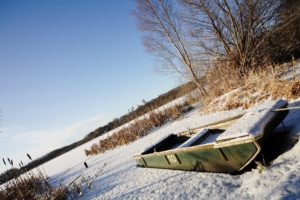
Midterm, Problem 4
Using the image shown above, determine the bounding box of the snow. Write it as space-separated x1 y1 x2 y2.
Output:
281 59 300 80
34 99 300 199
216 99 288 141
178 129 209 148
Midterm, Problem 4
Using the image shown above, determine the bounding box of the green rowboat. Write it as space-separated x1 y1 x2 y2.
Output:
133 100 289 173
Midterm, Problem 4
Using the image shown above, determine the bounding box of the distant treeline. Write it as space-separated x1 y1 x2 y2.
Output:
84 81 196 139
0 81 196 184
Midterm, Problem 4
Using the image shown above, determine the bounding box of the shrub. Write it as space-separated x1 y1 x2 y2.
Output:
85 103 192 156
202 61 300 113
0 170 68 200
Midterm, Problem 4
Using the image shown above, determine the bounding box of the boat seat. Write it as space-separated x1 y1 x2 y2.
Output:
178 129 209 148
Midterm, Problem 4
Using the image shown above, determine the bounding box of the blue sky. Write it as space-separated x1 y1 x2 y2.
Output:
0 0 176 172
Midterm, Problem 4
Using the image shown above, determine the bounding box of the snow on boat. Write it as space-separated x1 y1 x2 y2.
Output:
133 99 289 173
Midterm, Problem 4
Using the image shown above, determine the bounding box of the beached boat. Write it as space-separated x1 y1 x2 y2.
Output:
133 100 289 173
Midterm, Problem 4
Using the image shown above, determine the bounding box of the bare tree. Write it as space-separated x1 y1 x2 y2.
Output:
183 0 300 75
134 0 207 96
275 0 300 61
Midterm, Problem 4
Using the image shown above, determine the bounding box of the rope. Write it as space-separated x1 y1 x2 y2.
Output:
272 106 300 112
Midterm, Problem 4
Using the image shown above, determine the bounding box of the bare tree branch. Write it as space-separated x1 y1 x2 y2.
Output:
134 0 207 95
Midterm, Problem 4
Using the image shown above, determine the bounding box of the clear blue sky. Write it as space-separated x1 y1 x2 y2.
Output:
0 0 176 172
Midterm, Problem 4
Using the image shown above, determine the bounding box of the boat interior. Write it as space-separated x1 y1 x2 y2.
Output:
141 128 226 155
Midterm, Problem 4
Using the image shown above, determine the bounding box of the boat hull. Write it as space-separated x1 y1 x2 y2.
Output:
134 141 259 173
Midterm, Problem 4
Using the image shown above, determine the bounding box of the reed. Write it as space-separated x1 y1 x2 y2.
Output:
0 153 81 200
85 102 192 156
0 169 68 200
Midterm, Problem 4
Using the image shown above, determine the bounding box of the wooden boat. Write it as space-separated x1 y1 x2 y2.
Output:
133 100 289 173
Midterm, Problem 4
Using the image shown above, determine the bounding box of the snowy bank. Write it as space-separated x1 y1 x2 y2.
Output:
40 99 300 199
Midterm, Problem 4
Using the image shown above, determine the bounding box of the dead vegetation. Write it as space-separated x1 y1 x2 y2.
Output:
202 61 300 113
0 153 85 200
85 103 191 156
0 169 68 200
135 0 300 96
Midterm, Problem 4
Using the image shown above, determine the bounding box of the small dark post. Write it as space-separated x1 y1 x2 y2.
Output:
84 162 88 168
27 153 32 160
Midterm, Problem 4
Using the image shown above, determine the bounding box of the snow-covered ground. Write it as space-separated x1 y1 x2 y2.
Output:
281 60 300 80
37 97 300 200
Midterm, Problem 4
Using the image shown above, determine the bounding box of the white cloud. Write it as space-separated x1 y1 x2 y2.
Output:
0 115 110 173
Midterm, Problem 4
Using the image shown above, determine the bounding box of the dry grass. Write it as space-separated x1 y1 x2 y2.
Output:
85 103 191 156
203 62 242 102
202 61 300 113
0 169 68 200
